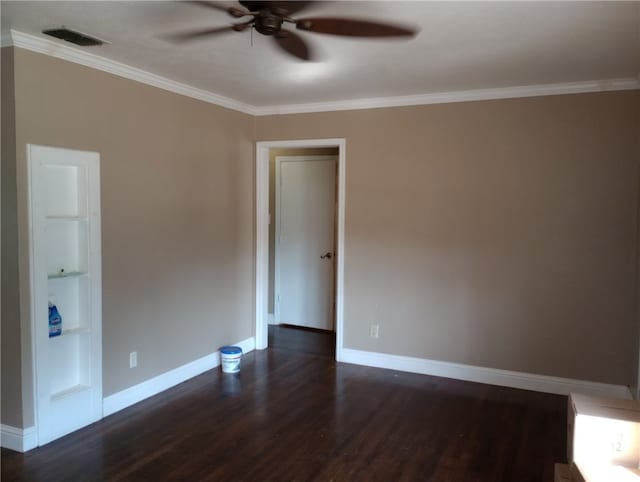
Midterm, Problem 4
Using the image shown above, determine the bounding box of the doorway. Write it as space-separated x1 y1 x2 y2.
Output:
255 139 346 361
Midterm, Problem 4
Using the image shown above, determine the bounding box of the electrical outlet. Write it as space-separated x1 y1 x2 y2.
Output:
129 351 137 368
370 324 380 339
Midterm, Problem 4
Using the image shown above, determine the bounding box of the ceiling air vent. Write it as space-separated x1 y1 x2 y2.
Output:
42 28 106 46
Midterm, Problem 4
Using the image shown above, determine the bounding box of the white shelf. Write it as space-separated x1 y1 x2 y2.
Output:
48 272 88 280
50 326 91 339
46 216 88 223
51 384 91 402
62 326 90 336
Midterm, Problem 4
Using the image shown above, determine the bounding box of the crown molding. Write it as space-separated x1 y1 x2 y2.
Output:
252 77 640 116
9 30 257 115
0 30 13 47
7 30 639 118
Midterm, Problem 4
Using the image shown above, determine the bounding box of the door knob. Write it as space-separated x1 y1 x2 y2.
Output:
320 252 332 259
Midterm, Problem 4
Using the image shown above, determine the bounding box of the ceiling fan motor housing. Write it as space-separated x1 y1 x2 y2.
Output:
254 10 284 36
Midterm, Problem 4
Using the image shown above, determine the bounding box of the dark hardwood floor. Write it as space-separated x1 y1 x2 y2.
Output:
269 324 336 358
2 325 566 481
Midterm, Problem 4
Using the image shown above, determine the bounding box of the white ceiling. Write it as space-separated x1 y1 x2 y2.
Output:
2 1 639 109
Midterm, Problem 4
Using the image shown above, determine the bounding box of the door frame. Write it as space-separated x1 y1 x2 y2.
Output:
274 155 338 328
255 139 346 361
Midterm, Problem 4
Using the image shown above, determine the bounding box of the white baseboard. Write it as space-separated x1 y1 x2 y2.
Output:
268 313 277 325
103 337 255 417
340 348 632 399
1 424 38 452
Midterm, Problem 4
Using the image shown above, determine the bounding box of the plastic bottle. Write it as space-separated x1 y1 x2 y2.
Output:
48 301 62 337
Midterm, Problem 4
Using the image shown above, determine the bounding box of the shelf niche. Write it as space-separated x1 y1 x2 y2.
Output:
44 164 87 218
29 144 102 446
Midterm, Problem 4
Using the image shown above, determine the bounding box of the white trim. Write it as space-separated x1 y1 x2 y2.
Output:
7 31 639 117
8 30 256 115
268 313 277 325
26 146 40 450
341 348 633 399
335 145 346 361
1 425 38 452
255 152 270 350
274 157 282 326
103 337 255 417
252 78 640 116
255 139 346 360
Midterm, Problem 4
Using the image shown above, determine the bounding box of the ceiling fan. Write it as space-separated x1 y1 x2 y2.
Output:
167 1 418 61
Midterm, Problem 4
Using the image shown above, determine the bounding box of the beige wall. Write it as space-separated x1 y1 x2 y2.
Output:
268 147 338 314
8 48 255 426
256 91 640 386
3 45 639 428
1 47 23 427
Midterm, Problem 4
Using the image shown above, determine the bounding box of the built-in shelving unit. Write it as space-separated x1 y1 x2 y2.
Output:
28 144 102 446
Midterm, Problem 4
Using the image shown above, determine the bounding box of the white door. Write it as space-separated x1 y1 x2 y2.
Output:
275 156 336 330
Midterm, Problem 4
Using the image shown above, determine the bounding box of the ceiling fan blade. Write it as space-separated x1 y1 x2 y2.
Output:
296 17 417 38
188 1 250 18
165 23 247 43
273 30 313 61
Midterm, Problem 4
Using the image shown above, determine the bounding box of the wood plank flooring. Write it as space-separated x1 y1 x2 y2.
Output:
2 326 566 481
